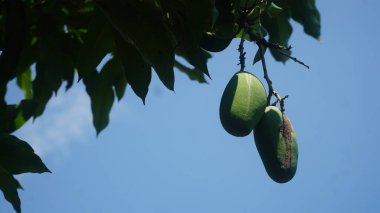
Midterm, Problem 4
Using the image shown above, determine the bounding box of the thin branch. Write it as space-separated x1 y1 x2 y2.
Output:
237 31 246 72
256 38 309 69
257 42 273 105
264 42 292 51
273 91 289 132
276 51 310 69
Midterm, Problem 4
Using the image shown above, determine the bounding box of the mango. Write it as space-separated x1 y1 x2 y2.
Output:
219 71 267 137
254 106 298 183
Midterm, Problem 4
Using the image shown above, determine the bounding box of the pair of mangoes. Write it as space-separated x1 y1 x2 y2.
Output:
219 71 298 183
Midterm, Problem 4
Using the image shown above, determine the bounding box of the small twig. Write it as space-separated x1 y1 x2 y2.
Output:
256 38 309 69
237 31 246 72
257 41 273 105
276 51 310 69
265 42 292 51
273 91 289 132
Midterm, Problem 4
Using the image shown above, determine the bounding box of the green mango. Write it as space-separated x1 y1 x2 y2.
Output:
219 71 267 137
254 106 298 183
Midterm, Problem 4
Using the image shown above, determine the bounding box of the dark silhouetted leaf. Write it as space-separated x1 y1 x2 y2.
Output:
0 0 27 87
0 166 22 213
98 0 175 90
113 33 151 103
176 47 211 78
200 33 233 52
288 0 320 39
262 9 292 62
0 133 50 174
15 41 37 76
83 71 114 135
32 32 76 117
100 57 128 101
212 0 236 39
159 0 214 77
174 60 207 83
253 45 267 65
76 10 113 77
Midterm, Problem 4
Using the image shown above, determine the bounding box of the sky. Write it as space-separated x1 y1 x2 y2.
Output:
2 0 380 212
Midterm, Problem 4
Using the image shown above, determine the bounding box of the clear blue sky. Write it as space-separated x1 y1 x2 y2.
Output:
2 1 380 212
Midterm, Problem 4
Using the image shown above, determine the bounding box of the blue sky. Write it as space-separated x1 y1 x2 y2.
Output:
2 0 380 212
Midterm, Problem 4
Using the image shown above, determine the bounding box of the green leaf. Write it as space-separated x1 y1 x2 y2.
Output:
32 32 76 117
176 47 211 78
98 0 175 90
15 40 37 77
288 0 320 39
200 33 233 52
253 45 267 65
0 166 22 213
209 0 236 39
16 69 33 99
99 57 128 101
262 9 292 62
76 9 113 77
83 70 115 135
174 60 207 84
113 33 151 103
0 133 51 174
159 0 214 77
267 2 283 18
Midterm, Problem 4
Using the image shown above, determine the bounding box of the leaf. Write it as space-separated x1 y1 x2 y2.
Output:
200 33 233 52
0 166 22 213
267 2 283 18
16 68 33 99
176 47 211 78
0 0 27 86
174 60 207 84
288 0 320 39
0 132 51 174
99 57 128 101
98 0 175 90
158 0 215 77
113 32 151 103
253 45 267 65
262 9 292 62
15 40 37 77
212 0 236 39
83 70 115 135
75 9 113 77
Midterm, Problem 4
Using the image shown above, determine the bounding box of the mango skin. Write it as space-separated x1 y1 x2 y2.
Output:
254 106 298 183
219 71 267 137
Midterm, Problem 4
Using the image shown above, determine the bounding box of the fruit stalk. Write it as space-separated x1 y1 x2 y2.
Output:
257 42 273 105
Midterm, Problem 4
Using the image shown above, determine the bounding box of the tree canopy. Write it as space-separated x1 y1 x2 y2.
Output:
0 0 320 212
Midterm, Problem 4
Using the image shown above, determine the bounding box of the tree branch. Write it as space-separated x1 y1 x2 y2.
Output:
237 31 246 72
257 42 273 105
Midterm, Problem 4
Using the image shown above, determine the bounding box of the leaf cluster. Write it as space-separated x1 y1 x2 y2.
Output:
0 0 320 212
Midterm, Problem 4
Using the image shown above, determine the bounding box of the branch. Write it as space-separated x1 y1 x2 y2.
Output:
237 31 246 72
276 51 310 69
257 42 273 105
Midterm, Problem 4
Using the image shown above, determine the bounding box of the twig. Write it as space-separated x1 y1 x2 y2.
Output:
256 38 309 69
264 42 292 51
237 31 246 72
273 91 289 132
257 41 273 105
276 51 310 69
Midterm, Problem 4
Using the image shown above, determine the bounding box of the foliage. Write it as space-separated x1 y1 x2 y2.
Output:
0 0 320 212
